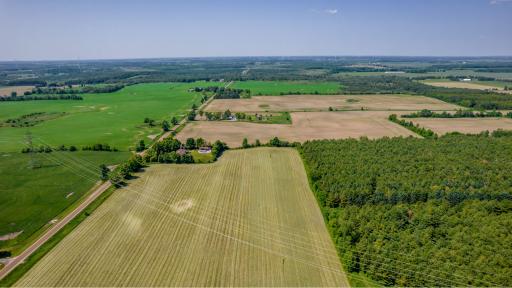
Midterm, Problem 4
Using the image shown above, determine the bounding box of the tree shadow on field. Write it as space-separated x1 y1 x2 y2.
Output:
125 174 141 180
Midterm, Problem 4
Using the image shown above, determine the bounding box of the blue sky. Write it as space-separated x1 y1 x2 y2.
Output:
0 0 511 60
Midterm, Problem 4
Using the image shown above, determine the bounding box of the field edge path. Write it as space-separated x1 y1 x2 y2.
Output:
0 181 112 281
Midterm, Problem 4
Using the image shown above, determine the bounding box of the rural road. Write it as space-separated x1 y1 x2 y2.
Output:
0 80 234 281
140 80 233 156
0 181 112 281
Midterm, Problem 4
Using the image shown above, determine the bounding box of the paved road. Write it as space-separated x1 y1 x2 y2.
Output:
0 181 112 281
0 80 234 281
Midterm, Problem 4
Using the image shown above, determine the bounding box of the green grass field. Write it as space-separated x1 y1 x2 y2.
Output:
16 148 348 287
0 82 221 152
232 80 342 95
0 151 129 252
0 82 222 253
190 150 214 163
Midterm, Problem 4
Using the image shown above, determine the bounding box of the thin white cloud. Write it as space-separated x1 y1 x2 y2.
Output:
310 8 339 15
490 0 512 5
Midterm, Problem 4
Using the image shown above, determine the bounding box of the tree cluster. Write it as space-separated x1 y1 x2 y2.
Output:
109 155 144 186
82 143 118 152
21 145 53 153
388 114 437 139
3 112 67 128
144 136 228 163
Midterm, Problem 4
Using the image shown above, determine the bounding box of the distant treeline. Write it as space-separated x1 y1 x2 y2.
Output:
0 94 83 101
402 109 512 118
30 84 125 95
21 143 118 153
300 134 512 286
192 86 249 99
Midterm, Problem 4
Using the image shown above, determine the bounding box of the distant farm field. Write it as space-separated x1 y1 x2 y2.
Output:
205 94 461 112
334 70 512 80
17 148 348 287
232 80 342 95
0 151 129 252
422 80 512 93
0 86 34 97
0 82 219 152
408 117 512 135
178 111 416 147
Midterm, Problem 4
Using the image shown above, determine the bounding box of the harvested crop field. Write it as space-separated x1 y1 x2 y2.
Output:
408 117 512 135
178 111 417 147
0 86 34 97
204 94 461 112
16 148 348 287
422 81 512 93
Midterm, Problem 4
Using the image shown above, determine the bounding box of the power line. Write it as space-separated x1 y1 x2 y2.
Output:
21 138 503 286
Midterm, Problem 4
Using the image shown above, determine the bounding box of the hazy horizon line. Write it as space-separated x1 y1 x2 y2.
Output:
2 54 512 63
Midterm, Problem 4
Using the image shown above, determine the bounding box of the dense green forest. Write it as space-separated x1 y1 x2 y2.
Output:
301 135 512 286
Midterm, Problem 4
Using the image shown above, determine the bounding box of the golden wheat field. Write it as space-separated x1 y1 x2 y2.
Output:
422 81 512 94
16 148 348 287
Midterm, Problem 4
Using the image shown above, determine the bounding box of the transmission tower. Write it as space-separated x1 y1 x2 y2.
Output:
25 131 39 169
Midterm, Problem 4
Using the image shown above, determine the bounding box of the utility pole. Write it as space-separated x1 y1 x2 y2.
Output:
25 131 39 169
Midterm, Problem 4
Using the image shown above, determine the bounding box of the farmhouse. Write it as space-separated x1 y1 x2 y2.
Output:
198 146 212 154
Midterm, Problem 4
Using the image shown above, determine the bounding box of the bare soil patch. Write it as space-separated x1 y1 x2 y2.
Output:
204 94 460 112
0 86 34 97
0 231 22 241
178 111 416 147
171 199 194 214
408 118 512 135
